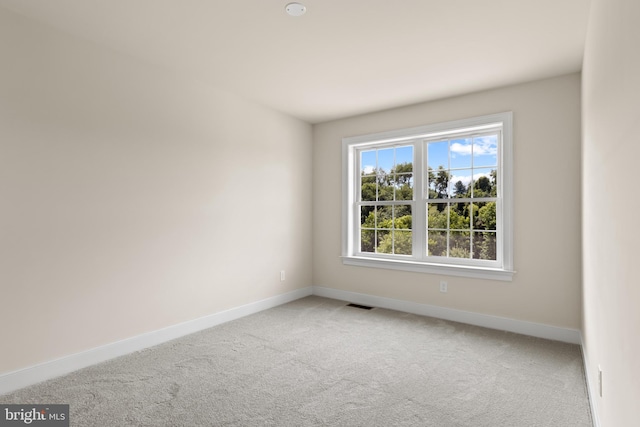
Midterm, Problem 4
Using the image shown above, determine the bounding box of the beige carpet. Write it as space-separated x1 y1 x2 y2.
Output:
1 296 592 426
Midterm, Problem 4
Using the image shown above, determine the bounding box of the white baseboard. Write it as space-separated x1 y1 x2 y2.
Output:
0 285 586 401
580 333 601 427
312 286 581 344
0 286 313 396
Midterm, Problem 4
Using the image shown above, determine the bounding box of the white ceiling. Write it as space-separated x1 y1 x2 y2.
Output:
0 0 591 123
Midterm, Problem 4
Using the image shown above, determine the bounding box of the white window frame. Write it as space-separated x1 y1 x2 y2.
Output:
341 112 514 281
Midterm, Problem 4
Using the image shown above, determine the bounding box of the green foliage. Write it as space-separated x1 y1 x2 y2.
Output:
475 202 496 230
360 182 377 202
424 171 497 259
450 231 470 258
427 166 450 199
428 231 447 256
394 215 412 230
361 165 498 260
449 205 470 230
361 162 413 202
450 246 470 258
395 180 413 201
360 229 375 253
489 170 498 197
473 232 497 260
474 176 491 195
360 206 412 255
378 230 412 255
436 167 450 198
453 180 467 197
427 204 447 229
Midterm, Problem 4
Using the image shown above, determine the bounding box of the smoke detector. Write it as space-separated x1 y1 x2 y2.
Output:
285 2 307 17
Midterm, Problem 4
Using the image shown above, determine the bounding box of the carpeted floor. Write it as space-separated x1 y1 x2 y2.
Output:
1 296 592 426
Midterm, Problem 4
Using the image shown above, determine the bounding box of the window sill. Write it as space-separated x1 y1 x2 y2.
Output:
341 256 515 281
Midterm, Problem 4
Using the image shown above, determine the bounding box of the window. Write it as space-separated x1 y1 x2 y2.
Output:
342 112 514 281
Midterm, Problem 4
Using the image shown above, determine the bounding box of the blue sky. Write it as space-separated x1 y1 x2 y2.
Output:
428 135 498 170
360 135 497 181
428 135 498 193
361 145 412 174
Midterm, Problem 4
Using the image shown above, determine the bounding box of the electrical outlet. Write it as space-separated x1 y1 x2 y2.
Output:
440 281 448 293
598 365 602 397
280 270 286 281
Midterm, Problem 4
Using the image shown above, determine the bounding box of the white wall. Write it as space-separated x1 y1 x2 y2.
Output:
0 8 312 375
313 74 582 329
582 0 640 424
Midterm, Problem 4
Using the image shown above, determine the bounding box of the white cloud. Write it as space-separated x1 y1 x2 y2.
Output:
450 171 492 189
450 137 497 156
450 142 472 156
362 165 375 174
473 137 498 156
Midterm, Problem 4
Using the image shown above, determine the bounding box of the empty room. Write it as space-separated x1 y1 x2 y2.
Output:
0 0 637 426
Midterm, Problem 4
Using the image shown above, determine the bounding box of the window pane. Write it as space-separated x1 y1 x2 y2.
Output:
450 231 471 258
427 203 448 229
361 230 375 253
427 140 448 170
473 231 497 260
427 230 447 256
378 148 394 174
490 169 498 197
395 174 413 200
361 150 377 174
449 169 472 198
449 203 470 230
360 206 376 228
472 202 496 231
376 230 392 254
376 205 393 228
472 168 496 197
395 230 412 255
428 166 450 199
396 146 413 172
473 135 498 167
427 169 437 199
361 175 376 201
450 138 472 169
378 175 393 201
394 205 412 229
